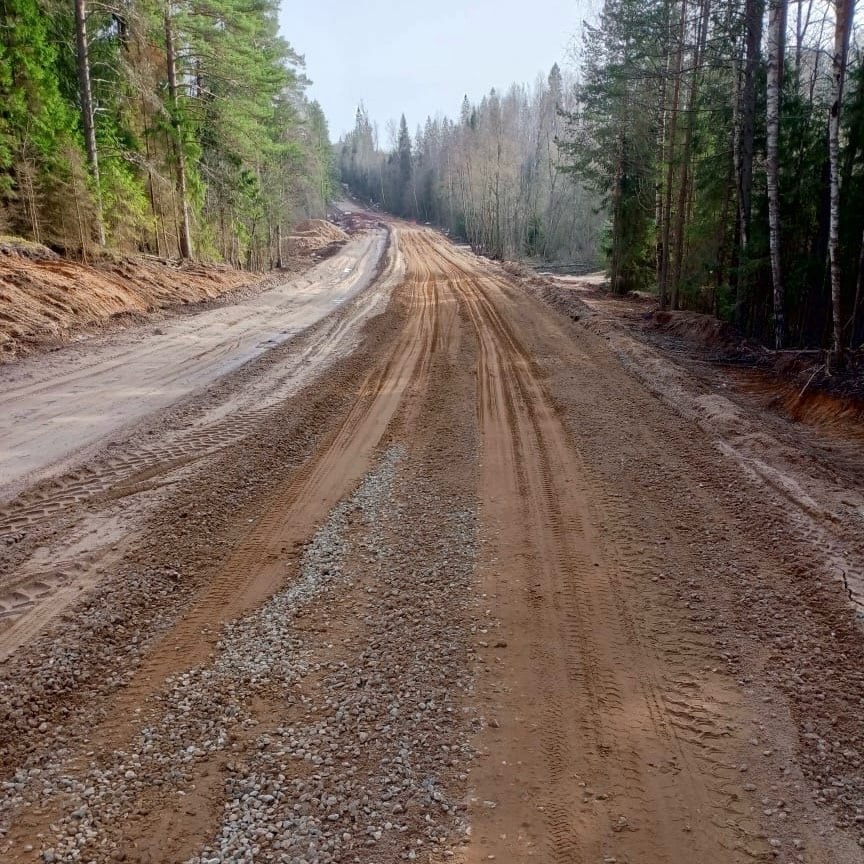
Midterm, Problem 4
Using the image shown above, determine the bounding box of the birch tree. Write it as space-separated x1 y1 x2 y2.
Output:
766 0 788 348
553 0 864 350
340 70 602 264
828 0 855 355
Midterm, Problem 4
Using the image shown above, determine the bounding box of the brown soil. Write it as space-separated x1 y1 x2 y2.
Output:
650 307 743 349
1 226 864 863
0 231 391 652
0 231 387 498
530 274 864 432
0 247 258 359
734 368 864 433
0 218 354 361
287 218 350 255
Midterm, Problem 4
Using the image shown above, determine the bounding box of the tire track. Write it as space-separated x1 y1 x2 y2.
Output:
0 228 447 848
0 237 400 660
0 301 380 545
3 226 835 863
415 232 768 863
89 230 442 745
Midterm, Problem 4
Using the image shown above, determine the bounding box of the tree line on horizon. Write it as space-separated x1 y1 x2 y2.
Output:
0 0 335 267
337 65 604 267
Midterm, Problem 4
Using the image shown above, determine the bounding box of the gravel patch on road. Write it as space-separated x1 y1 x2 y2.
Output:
0 287 405 790
193 450 478 864
2 443 479 863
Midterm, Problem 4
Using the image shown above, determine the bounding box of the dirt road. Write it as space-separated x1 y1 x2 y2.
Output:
0 230 385 498
2 226 863 863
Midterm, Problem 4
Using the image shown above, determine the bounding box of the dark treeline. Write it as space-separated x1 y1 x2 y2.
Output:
337 66 603 266
0 0 335 267
560 0 863 351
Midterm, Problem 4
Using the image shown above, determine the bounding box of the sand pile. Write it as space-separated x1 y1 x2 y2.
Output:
287 219 349 255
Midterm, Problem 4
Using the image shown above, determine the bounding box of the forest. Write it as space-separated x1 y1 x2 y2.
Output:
0 0 334 268
339 1 863 353
337 68 604 267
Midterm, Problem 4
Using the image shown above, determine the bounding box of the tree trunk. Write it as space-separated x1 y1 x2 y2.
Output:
74 0 106 247
140 97 162 256
829 0 855 356
655 0 672 294
794 0 814 76
659 0 688 309
164 3 192 260
715 151 737 313
670 0 710 309
766 0 788 348
735 0 764 330
18 156 41 244
852 227 864 346
610 129 626 294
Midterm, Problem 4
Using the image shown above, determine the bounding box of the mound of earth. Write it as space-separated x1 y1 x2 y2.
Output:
334 211 382 234
647 308 741 350
287 219 349 256
0 246 257 360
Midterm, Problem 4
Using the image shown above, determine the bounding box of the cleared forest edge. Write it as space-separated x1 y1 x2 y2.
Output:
0 250 256 359
521 270 864 426
0 232 396 660
0 219 350 361
518 271 864 608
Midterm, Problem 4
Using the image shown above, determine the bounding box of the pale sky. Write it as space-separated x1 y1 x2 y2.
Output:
279 1 589 141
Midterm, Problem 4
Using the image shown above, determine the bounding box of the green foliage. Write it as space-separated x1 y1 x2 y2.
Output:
0 0 80 229
0 0 334 263
557 0 864 346
0 0 77 161
100 154 153 247
557 0 663 292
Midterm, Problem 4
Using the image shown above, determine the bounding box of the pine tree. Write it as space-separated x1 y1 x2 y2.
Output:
0 0 79 240
397 115 414 217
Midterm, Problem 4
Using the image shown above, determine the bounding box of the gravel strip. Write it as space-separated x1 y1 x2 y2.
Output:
193 449 478 864
2 444 480 864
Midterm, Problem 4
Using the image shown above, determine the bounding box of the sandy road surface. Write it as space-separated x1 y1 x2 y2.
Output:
2 227 864 864
0 228 392 661
0 230 386 498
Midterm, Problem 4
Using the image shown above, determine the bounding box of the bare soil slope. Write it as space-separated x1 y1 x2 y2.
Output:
0 221 352 360
287 218 350 255
0 231 387 497
0 246 255 359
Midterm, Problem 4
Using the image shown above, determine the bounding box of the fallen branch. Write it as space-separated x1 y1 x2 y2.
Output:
795 364 824 403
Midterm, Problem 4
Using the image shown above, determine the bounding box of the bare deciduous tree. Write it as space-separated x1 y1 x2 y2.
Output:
73 0 106 247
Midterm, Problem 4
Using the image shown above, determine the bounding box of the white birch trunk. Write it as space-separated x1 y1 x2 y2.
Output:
829 0 855 355
766 0 787 348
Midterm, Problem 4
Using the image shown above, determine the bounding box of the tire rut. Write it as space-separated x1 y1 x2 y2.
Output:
419 234 768 863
